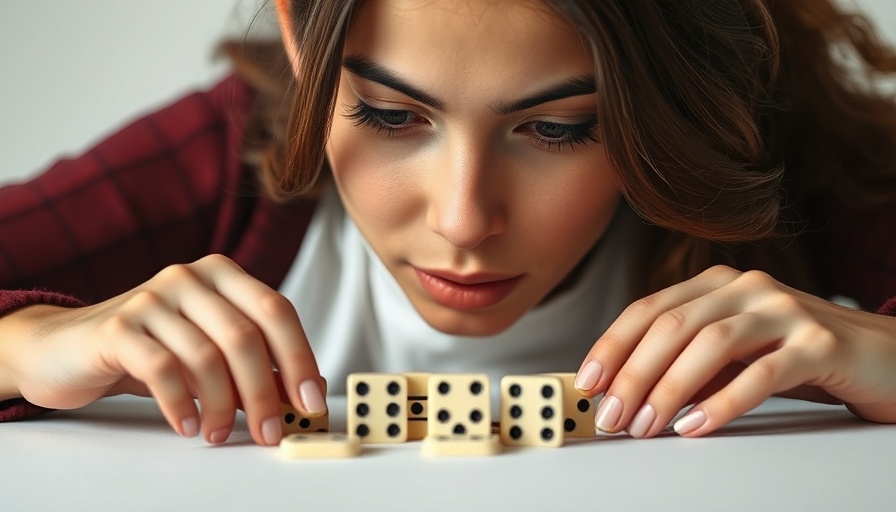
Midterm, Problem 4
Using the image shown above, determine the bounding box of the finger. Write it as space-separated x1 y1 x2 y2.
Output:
192 256 326 418
96 318 199 438
576 265 741 397
595 280 759 433
130 292 238 445
627 311 788 438
672 326 834 437
165 266 287 446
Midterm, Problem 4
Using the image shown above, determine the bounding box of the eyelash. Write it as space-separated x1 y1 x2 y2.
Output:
344 100 601 151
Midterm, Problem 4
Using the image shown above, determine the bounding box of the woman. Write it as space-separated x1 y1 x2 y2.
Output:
1 0 895 446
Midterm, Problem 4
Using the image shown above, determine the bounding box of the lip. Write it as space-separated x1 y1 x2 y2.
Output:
413 267 523 310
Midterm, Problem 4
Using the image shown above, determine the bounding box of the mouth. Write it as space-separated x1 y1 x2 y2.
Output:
413 267 524 311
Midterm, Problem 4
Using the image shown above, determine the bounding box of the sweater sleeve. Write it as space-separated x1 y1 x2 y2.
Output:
877 296 896 317
0 74 258 422
0 291 85 421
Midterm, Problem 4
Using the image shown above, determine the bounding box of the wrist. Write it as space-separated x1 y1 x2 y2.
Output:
0 304 63 401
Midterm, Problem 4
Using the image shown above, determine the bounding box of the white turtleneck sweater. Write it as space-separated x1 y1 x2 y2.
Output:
279 187 641 398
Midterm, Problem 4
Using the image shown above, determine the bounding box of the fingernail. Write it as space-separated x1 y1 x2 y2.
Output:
299 379 328 416
595 395 623 432
627 404 655 438
181 417 199 438
574 360 603 391
673 410 707 435
262 417 282 445
209 427 231 445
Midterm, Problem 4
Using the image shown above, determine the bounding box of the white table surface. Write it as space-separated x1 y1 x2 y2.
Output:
3 395 894 512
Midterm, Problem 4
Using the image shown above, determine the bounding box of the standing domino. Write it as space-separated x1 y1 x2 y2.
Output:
427 373 491 437
280 403 329 436
500 374 564 447
545 372 597 438
347 373 409 443
422 373 502 456
404 372 431 441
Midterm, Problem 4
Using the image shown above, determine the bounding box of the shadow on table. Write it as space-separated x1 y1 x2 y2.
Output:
40 397 254 444
702 407 874 438
569 404 876 445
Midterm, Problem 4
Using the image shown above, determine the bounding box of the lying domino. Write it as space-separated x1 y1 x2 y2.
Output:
421 434 503 457
280 433 361 459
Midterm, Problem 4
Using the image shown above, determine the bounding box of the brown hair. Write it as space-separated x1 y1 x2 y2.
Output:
225 0 896 294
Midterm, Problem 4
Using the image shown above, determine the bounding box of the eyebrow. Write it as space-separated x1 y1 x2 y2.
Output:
342 54 596 115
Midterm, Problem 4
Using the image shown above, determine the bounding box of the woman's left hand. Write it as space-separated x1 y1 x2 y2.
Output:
574 265 896 438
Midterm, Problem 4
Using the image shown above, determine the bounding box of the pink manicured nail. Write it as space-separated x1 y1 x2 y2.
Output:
209 427 231 445
628 404 656 438
299 379 328 416
674 410 707 435
261 417 282 445
595 395 623 432
574 360 603 391
181 417 199 438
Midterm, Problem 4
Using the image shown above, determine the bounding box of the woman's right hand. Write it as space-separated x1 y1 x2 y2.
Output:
0 254 325 446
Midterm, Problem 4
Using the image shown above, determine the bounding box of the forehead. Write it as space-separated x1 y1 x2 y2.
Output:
344 0 594 103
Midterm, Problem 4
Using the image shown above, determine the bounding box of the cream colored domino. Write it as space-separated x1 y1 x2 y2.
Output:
427 373 491 438
404 372 430 441
347 373 409 443
544 372 597 438
500 374 564 447
280 403 329 436
279 433 361 459
421 434 503 457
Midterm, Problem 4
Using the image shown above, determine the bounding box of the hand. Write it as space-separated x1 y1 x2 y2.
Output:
574 265 896 438
3 254 325 446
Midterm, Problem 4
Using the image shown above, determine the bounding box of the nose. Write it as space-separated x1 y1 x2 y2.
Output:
426 137 506 250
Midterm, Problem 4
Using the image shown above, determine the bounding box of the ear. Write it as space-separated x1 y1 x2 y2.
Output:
274 0 302 76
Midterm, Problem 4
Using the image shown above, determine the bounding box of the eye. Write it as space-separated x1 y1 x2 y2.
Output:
344 101 425 135
521 119 601 151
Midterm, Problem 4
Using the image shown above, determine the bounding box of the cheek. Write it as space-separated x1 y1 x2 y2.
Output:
520 153 621 257
326 117 419 228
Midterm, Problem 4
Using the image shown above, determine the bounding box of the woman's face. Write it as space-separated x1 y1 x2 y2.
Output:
326 0 621 336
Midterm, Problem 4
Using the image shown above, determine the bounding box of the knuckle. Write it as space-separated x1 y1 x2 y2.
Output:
612 367 644 391
737 269 776 291
651 377 685 401
653 309 687 337
127 289 165 310
143 351 181 380
796 326 839 360
768 293 804 314
694 321 735 349
191 342 225 372
624 296 657 318
155 263 194 283
198 253 241 272
702 264 739 280
99 314 132 337
258 290 296 320
748 357 781 383
218 319 263 352
200 253 228 265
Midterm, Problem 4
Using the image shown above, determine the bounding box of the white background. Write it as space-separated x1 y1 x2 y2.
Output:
1 0 895 185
